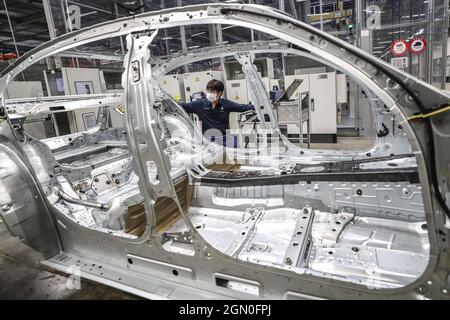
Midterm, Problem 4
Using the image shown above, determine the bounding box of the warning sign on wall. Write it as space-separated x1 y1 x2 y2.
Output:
410 36 427 55
390 39 409 57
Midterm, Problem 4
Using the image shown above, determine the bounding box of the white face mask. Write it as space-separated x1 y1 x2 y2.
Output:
206 92 218 102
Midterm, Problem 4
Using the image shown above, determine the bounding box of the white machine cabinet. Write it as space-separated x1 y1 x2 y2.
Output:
226 78 279 103
182 71 223 102
309 72 337 134
284 72 337 137
160 74 184 102
226 79 248 103
4 81 44 99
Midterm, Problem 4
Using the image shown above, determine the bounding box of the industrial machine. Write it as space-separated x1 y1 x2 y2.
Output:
284 72 337 142
44 67 122 133
159 74 184 103
2 81 49 139
3 81 44 99
0 4 449 300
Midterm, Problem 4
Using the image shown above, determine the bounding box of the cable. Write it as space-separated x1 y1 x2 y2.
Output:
408 105 450 121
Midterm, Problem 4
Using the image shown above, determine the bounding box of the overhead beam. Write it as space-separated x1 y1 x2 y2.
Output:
0 30 49 45
13 14 48 27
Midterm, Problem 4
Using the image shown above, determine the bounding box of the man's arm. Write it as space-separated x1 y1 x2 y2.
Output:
226 100 255 112
180 100 201 114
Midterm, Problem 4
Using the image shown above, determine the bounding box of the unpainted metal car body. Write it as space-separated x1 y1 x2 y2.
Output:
0 4 449 299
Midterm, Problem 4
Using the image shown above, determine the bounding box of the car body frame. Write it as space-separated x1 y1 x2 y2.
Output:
0 4 449 299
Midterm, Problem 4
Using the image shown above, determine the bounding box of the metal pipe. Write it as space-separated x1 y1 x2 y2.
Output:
43 0 58 39
55 188 109 211
298 94 303 148
2 0 25 81
2 0 20 59
159 0 170 56
278 0 285 12
307 112 311 149
62 0 74 32
215 9 225 74
114 2 126 55
426 0 434 84
248 0 255 41
354 0 364 137
43 0 62 69
440 0 449 89
279 0 287 81
354 0 363 48
319 0 324 31
289 0 298 19
177 0 188 73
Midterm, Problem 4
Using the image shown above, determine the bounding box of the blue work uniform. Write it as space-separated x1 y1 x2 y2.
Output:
180 97 254 145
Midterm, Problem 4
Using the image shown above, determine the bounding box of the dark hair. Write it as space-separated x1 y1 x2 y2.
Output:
206 79 224 93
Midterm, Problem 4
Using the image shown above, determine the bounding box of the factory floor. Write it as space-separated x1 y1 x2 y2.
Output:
285 136 376 150
0 221 140 300
309 137 376 150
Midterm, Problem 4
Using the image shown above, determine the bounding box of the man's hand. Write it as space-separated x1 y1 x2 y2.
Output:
272 101 280 109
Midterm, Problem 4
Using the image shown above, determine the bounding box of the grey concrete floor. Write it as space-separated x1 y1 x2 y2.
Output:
310 137 376 150
0 221 141 300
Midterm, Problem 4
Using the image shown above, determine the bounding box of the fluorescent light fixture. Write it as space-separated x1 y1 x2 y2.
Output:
192 32 206 37
363 9 384 13
387 30 406 34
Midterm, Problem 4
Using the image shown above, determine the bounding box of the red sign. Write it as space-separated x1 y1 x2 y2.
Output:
390 39 409 57
410 36 427 55
0 52 17 61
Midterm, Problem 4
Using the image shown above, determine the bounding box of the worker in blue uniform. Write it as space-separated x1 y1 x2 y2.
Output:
180 79 255 146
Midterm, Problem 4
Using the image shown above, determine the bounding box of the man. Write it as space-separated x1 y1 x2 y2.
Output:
180 79 255 146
